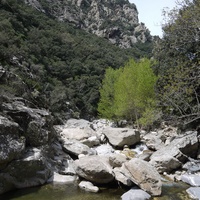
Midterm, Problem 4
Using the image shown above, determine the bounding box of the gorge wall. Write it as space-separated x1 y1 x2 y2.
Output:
25 0 152 48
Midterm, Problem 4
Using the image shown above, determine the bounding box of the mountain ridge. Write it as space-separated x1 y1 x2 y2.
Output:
24 0 152 48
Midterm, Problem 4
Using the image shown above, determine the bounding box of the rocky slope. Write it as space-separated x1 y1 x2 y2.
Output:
25 0 152 48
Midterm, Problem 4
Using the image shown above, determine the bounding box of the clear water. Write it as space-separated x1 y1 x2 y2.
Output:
0 182 192 200
0 184 124 200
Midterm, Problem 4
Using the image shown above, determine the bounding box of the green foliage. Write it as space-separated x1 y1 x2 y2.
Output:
153 0 200 127
0 0 153 120
98 67 122 119
98 58 158 127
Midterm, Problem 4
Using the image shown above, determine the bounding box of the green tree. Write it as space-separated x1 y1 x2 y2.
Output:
98 59 158 127
114 59 157 126
98 67 122 119
153 0 200 127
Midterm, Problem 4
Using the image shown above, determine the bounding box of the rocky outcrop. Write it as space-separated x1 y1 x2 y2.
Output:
150 131 198 173
0 113 199 198
0 116 25 166
1 99 53 147
0 148 52 194
102 127 140 148
0 97 54 194
25 0 152 48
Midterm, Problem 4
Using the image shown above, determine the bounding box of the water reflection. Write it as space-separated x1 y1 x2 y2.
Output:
0 182 192 200
0 184 124 200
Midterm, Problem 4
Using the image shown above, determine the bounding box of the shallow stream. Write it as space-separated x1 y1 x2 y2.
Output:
0 181 192 200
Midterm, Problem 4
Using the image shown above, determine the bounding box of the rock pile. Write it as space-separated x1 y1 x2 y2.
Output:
1 108 200 199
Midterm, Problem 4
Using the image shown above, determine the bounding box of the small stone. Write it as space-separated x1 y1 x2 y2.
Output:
79 181 99 193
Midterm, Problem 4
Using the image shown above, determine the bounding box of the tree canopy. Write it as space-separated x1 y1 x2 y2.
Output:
98 58 158 128
153 0 200 128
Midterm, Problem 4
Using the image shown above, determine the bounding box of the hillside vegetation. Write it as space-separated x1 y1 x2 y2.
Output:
98 0 200 130
0 0 152 122
1 0 199 130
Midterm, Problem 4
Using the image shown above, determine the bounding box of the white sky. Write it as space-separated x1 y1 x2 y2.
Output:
129 0 177 36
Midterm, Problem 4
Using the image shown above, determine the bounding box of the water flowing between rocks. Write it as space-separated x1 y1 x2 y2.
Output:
0 181 191 200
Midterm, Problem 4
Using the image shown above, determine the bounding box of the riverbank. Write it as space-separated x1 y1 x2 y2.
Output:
0 97 199 199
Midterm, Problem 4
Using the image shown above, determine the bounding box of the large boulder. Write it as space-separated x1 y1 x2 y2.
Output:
60 127 100 147
64 118 91 128
142 125 178 151
1 100 53 147
124 158 162 196
60 127 95 141
181 174 200 186
48 172 77 184
102 128 140 148
186 187 200 199
150 131 198 173
74 155 114 184
0 148 52 194
62 139 94 157
170 131 198 158
150 147 183 173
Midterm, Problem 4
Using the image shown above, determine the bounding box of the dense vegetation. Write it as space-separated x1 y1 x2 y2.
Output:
153 0 200 129
0 0 152 122
1 0 198 130
98 0 200 130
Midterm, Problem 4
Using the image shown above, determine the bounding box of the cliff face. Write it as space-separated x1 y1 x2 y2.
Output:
24 0 152 48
